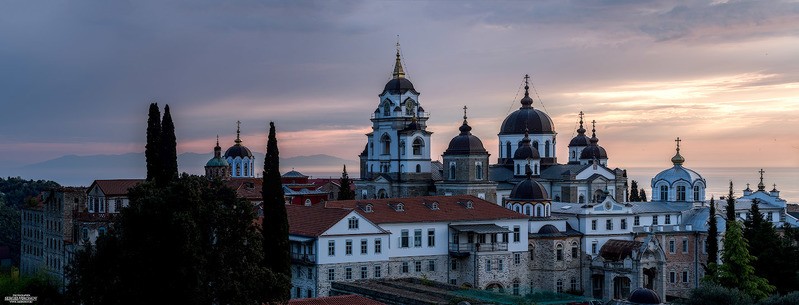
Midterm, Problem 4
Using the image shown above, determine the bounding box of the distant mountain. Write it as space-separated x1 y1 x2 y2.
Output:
2 153 357 187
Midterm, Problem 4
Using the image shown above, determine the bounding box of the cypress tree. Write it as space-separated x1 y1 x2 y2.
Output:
337 165 355 200
717 219 774 300
145 103 161 181
159 104 178 185
744 199 799 294
262 122 290 303
706 197 719 277
725 181 736 223
639 189 647 202
629 180 640 202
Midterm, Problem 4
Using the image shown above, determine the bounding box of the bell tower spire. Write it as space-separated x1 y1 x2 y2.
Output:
392 41 405 79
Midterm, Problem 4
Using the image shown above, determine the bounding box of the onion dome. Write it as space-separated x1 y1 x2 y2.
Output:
537 224 560 234
499 74 555 135
569 111 591 147
757 168 766 191
206 136 229 167
628 287 662 304
652 138 704 188
224 121 254 159
513 129 540 160
382 44 419 95
509 165 549 201
579 120 608 160
444 107 488 155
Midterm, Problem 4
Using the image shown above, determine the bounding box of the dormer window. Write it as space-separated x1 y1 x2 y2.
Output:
364 204 373 213
348 217 359 229
304 199 312 206
458 200 474 209
396 203 404 211
431 202 439 210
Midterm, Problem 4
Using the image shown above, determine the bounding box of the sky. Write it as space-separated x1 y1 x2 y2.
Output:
2 0 799 173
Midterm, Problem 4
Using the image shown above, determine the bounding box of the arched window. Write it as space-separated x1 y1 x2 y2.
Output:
516 164 520 175
571 242 579 258
475 162 483 180
98 227 107 236
693 186 700 201
404 99 415 115
381 134 391 155
449 162 456 180
400 164 404 172
578 195 585 203
382 102 391 116
524 205 531 216
505 142 511 159
571 151 575 159
534 163 538 175
676 185 686 201
412 138 424 155
545 141 550 158
532 141 539 152
536 205 543 217
400 140 406 155
369 164 374 173
556 244 563 261
514 205 521 213
415 164 421 173
545 204 550 216
660 185 668 201
304 199 312 206
556 279 564 293
243 161 249 176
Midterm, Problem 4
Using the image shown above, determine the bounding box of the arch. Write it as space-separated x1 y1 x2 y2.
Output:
404 98 416 115
513 204 522 214
415 164 421 173
475 162 483 180
693 185 701 201
377 189 387 199
545 204 550 216
659 184 668 201
613 276 631 300
382 100 391 116
505 141 511 160
412 137 424 155
571 150 575 159
593 189 605 203
381 133 391 155
556 243 564 261
578 195 585 203
524 204 532 216
304 199 312 206
449 162 456 180
400 164 404 173
534 163 538 175
545 140 550 158
512 278 521 295
535 204 543 217
485 282 504 293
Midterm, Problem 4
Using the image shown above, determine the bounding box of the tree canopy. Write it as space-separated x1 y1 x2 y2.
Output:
337 165 355 200
261 122 291 303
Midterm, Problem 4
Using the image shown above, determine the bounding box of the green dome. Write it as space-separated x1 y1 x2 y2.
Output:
206 157 229 167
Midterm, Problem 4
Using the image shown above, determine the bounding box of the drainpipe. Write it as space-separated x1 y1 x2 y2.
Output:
693 232 699 289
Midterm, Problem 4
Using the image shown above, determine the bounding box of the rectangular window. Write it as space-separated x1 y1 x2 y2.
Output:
345 267 352 280
652 215 659 225
497 259 503 271
591 220 597 231
451 259 457 270
348 217 359 229
328 268 335 281
571 244 579 258
361 239 368 254
485 259 492 272
428 260 436 272
669 271 676 283
374 265 381 278
402 262 409 273
591 242 598 254
634 216 640 226
682 271 689 283
513 282 520 295
375 238 382 254
665 214 671 225
682 239 688 253
345 240 353 255
400 230 409 248
98 198 105 213
513 226 520 242
328 240 335 256
360 266 368 279
427 229 435 247
514 253 521 265
620 219 627 230
669 240 675 253
606 219 613 230
414 261 422 272
414 229 422 247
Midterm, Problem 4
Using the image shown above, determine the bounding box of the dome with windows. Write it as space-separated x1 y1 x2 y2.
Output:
651 138 706 202
499 78 554 135
513 131 540 160
444 114 487 156
509 166 549 201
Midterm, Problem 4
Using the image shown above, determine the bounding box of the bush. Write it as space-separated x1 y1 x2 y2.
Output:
681 283 753 305
758 291 799 305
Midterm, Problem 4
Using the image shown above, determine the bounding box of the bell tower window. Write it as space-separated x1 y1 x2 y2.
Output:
676 185 686 201
505 142 511 160
412 138 423 155
449 162 456 180
545 141 550 158
382 102 391 116
381 134 391 155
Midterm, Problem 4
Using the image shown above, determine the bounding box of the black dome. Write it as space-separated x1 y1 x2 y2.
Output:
569 134 591 147
500 108 555 135
538 224 559 234
444 120 487 155
514 132 540 160
383 78 418 95
628 287 661 304
224 144 253 159
509 178 549 201
579 145 608 160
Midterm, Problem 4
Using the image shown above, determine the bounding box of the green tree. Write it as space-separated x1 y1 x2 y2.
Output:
0 199 21 266
261 122 291 303
682 283 753 305
158 104 178 185
337 165 355 200
743 199 799 294
717 219 774 300
145 103 161 181
639 189 647 202
758 291 799 305
629 180 640 202
705 197 719 280
725 181 736 222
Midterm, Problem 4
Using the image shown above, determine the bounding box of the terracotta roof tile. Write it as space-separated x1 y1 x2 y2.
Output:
223 178 262 200
325 195 527 224
600 239 643 261
91 179 144 196
287 294 385 305
286 204 352 237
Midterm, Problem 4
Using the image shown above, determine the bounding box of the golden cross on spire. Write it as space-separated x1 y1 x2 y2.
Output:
579 111 584 122
675 137 681 151
758 168 766 191
235 121 242 144
463 105 468 120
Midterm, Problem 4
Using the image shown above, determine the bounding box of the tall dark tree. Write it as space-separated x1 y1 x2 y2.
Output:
725 181 736 223
639 189 647 202
159 104 178 185
145 103 161 181
705 197 719 279
629 180 640 202
337 165 355 200
717 218 774 300
744 199 799 294
261 122 291 303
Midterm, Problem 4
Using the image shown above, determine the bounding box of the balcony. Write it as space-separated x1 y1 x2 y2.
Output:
290 252 316 265
449 242 508 256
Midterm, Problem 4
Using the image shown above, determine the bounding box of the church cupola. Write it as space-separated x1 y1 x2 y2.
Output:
497 74 557 166
223 121 255 178
512 129 541 177
568 111 592 164
651 138 706 203
437 106 497 202
205 135 230 180
578 120 608 166
504 164 551 217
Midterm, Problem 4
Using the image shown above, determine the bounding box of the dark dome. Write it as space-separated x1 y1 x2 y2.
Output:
224 144 253 159
569 134 591 147
513 145 540 160
383 78 418 95
509 178 549 201
579 145 608 160
537 224 559 234
628 287 661 304
500 108 555 135
444 120 487 155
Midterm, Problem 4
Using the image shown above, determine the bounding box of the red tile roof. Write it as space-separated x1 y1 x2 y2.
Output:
223 178 263 200
90 179 144 196
325 195 527 224
286 204 352 237
287 294 385 305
